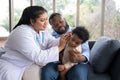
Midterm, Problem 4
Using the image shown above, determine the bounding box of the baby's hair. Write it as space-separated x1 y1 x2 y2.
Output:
72 26 89 43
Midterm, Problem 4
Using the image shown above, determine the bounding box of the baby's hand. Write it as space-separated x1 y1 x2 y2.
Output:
58 64 65 71
68 50 81 63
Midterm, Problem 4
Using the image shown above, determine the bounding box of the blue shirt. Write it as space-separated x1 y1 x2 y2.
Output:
52 26 90 61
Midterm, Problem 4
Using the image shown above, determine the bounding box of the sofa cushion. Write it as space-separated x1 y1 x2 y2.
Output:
89 36 120 73
88 64 111 80
110 50 120 80
22 64 41 80
88 41 95 50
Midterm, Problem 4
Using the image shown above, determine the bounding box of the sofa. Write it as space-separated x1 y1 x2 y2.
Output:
87 36 120 80
0 36 120 80
21 36 120 80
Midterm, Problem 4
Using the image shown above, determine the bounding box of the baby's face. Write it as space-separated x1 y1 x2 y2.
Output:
68 34 83 48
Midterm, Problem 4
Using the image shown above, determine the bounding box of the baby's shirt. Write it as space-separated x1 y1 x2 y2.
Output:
62 44 82 69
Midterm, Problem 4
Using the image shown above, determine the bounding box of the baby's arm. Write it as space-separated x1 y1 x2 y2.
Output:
58 64 65 71
58 64 69 80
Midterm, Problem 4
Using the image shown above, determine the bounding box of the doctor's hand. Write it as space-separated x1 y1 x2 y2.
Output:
58 34 71 52
68 50 86 63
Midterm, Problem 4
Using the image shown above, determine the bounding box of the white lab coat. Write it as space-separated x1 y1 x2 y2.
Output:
0 24 59 80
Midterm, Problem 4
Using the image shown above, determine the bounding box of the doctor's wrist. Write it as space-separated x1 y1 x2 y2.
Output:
58 45 64 52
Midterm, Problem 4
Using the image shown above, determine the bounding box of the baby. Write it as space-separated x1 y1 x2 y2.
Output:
58 26 89 80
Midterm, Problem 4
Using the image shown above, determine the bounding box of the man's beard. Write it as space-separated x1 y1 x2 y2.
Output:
56 22 69 35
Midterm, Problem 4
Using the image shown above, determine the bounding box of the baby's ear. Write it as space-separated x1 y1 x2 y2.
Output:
64 32 72 37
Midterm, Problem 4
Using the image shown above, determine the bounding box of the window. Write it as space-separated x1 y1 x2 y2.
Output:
14 0 30 28
0 0 9 37
104 0 120 40
56 0 76 27
0 0 120 41
33 0 53 16
79 0 101 40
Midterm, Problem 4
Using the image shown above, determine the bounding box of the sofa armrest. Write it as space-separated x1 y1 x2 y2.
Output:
88 41 95 50
110 49 120 80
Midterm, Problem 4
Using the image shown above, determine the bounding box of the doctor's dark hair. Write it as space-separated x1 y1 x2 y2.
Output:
13 6 47 30
72 26 89 43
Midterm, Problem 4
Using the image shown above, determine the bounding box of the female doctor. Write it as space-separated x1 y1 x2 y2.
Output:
0 6 69 80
